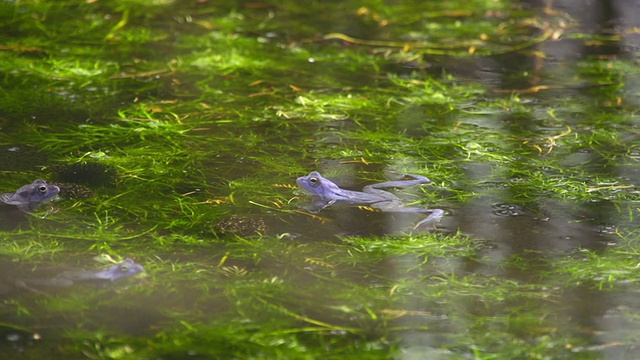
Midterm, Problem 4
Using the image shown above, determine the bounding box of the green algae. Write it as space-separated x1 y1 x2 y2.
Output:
1 0 640 359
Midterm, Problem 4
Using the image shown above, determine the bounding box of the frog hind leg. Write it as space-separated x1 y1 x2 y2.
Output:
412 209 445 231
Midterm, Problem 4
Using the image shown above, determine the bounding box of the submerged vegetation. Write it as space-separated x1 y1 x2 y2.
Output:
1 0 640 358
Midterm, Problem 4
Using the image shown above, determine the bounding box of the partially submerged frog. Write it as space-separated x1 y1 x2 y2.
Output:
0 179 60 213
296 171 444 230
16 258 145 288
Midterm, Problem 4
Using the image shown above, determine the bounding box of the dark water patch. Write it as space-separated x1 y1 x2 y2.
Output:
0 206 45 231
0 145 49 172
51 161 117 188
451 197 613 256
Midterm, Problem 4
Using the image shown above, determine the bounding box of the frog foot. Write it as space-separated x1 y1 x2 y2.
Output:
412 209 445 231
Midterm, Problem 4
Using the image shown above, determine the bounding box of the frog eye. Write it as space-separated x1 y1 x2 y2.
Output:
120 264 130 272
309 177 320 187
38 185 48 193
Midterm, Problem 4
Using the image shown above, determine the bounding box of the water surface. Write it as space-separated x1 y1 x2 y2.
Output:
1 0 640 358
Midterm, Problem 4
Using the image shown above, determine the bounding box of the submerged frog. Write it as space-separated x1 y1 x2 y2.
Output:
296 171 444 230
17 258 145 288
0 179 60 213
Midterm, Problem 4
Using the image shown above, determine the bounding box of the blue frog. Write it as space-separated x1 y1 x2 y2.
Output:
0 179 60 213
296 171 444 230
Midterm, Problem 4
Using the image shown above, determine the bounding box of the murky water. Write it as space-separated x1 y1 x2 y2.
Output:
1 0 640 358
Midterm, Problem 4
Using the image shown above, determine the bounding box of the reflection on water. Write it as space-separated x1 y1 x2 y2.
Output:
2 0 640 358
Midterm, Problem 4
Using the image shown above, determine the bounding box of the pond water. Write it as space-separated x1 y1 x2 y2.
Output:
1 0 640 358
